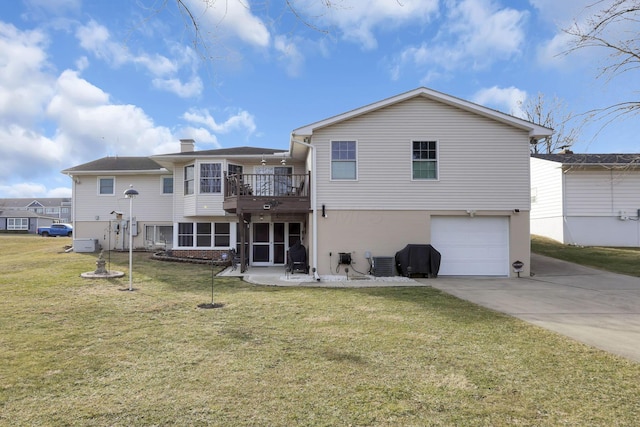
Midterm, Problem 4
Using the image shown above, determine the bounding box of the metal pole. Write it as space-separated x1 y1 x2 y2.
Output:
128 196 133 291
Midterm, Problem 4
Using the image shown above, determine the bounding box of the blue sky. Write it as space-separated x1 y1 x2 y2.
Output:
1 0 638 198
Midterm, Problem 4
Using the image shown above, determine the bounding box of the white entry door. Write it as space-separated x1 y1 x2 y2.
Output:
430 216 509 276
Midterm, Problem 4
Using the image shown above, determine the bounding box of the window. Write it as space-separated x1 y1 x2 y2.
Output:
200 163 222 193
331 140 357 180
178 223 193 246
274 166 293 195
184 165 194 195
145 225 173 247
177 222 230 248
99 177 115 195
45 208 57 214
214 223 231 247
8 218 28 230
162 176 173 194
412 140 438 180
196 222 212 247
228 164 243 177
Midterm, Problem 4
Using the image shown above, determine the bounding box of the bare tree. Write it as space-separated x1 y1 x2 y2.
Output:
519 93 582 154
563 0 640 125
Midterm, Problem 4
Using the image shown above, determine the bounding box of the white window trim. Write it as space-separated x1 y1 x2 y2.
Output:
330 139 358 181
161 175 173 195
184 164 195 196
97 176 116 196
175 221 235 249
410 139 440 181
8 218 29 230
198 162 223 194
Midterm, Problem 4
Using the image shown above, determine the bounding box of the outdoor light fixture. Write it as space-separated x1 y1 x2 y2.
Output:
124 185 139 291
261 155 266 166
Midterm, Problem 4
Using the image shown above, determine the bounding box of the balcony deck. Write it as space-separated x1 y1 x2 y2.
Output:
223 172 311 214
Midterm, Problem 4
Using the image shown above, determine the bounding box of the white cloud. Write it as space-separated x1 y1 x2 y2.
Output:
389 0 527 79
301 0 439 50
75 20 203 98
0 182 47 198
274 35 305 77
152 76 203 98
44 70 182 161
182 0 270 48
0 23 54 127
182 108 256 135
533 0 627 71
472 86 528 117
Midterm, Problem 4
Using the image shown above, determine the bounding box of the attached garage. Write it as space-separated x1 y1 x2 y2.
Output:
430 216 509 276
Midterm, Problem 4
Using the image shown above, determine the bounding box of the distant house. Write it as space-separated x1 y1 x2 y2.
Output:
64 88 552 277
531 153 640 246
0 209 57 233
0 198 73 223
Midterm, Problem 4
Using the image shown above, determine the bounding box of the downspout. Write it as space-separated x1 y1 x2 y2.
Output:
67 173 77 237
292 136 320 281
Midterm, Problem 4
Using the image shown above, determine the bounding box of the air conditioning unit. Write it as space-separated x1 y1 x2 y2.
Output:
372 256 395 277
74 238 99 253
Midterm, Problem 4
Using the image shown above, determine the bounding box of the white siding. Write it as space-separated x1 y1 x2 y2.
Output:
564 217 640 246
565 170 640 217
74 173 172 222
530 157 566 242
312 97 531 211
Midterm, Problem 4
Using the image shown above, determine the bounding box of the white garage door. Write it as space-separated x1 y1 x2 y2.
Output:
431 216 509 276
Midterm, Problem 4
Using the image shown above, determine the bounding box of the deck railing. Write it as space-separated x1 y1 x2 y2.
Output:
224 173 310 199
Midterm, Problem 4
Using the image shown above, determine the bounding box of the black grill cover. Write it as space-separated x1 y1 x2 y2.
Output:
395 244 441 278
287 241 309 274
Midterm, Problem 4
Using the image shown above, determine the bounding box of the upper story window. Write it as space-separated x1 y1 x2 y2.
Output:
200 163 222 193
331 140 357 180
228 164 243 177
412 140 438 180
162 176 173 194
98 177 115 195
184 165 194 195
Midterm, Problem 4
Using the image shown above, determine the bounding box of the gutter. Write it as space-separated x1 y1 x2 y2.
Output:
291 135 320 281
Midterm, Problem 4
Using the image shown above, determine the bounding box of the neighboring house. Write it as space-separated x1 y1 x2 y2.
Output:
0 198 73 223
531 153 640 246
64 87 552 277
0 209 57 233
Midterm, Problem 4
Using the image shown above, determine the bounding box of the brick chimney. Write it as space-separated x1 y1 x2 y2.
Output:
180 139 195 152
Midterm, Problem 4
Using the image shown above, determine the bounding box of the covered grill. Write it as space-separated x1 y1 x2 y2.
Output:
287 241 309 274
395 244 441 278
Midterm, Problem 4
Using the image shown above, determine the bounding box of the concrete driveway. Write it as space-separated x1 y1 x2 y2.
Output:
424 254 640 363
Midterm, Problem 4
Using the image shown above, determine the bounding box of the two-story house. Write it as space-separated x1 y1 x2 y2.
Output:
63 87 552 277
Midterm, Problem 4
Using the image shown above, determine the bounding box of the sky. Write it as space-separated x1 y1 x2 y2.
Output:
1 0 638 198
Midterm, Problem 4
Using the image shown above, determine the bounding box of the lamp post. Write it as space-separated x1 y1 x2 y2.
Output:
124 186 139 291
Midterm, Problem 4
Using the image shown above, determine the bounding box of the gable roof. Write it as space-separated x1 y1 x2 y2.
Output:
159 146 287 157
62 157 166 174
0 209 57 219
532 153 640 165
0 198 71 208
151 146 288 168
291 87 553 138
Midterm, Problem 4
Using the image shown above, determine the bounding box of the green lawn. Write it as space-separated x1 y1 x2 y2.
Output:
532 234 640 277
1 235 639 426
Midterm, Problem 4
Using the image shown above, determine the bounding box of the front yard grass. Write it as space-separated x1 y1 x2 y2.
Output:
1 235 639 426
